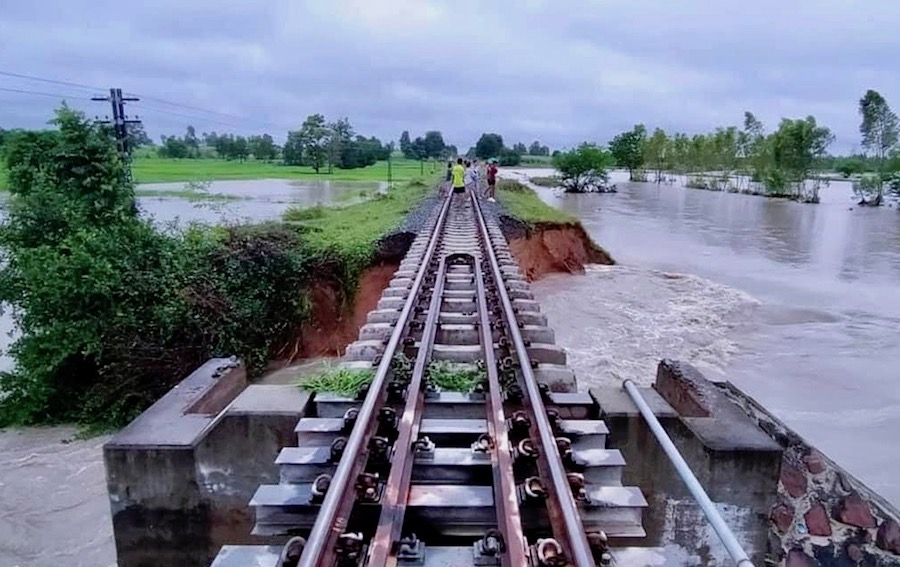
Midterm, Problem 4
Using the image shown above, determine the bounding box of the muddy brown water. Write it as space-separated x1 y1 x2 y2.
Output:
513 169 900 509
2 171 899 565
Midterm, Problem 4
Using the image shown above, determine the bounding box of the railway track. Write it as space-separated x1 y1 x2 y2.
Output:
212 189 648 567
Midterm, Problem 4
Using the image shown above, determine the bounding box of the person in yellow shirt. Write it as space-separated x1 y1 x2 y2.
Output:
451 158 466 194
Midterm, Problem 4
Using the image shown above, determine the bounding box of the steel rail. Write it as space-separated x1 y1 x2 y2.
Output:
623 379 754 567
474 256 528 567
470 192 595 567
367 256 448 565
298 192 453 567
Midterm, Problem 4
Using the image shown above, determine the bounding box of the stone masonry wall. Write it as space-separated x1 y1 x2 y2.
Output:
721 384 900 566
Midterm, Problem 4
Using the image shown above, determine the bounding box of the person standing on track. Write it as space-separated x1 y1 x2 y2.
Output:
485 159 498 202
464 160 478 194
445 160 453 185
451 158 466 194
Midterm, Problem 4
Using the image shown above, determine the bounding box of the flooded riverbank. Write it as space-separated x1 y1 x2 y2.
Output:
518 168 900 507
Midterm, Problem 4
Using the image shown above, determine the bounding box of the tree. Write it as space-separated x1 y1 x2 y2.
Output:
551 143 615 193
326 117 354 172
298 114 329 173
512 142 527 155
857 89 899 204
644 128 669 183
158 135 190 158
399 130 412 159
609 124 646 180
423 131 446 159
409 136 427 160
185 125 199 156
475 133 504 160
282 131 304 165
248 134 277 161
529 140 550 156
770 116 834 202
0 107 165 425
125 122 152 149
498 147 522 166
232 136 248 162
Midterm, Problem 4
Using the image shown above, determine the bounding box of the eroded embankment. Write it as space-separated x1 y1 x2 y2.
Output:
275 193 612 366
500 216 614 281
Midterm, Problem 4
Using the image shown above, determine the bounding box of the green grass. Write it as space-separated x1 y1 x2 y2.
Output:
283 177 437 278
519 155 556 168
426 360 484 392
496 179 576 225
131 157 436 185
297 364 374 397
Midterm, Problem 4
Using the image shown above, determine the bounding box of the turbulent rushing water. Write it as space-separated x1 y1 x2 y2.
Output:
516 169 900 508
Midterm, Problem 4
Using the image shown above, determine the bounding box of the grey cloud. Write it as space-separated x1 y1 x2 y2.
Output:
1 0 898 153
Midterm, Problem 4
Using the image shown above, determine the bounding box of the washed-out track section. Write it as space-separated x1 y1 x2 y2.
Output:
212 190 648 567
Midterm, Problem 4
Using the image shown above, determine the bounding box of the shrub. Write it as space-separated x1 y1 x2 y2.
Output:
0 109 313 428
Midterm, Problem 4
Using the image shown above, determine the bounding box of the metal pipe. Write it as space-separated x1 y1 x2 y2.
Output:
622 379 755 567
298 192 452 567
471 193 595 567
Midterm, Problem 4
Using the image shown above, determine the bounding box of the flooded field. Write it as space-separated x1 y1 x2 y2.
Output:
517 169 900 508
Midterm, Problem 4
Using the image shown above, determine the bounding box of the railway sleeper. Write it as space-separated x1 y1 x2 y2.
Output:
294 417 610 453
311 390 595 420
213 542 667 567
249 483 646 540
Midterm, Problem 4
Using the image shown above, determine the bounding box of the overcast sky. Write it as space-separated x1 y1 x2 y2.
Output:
1 0 898 153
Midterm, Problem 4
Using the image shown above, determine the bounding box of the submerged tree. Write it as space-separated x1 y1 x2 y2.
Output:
770 116 834 202
856 90 899 205
552 143 615 193
609 124 646 181
644 128 669 183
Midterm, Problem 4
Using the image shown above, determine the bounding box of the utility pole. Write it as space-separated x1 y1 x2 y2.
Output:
387 153 393 189
93 88 140 182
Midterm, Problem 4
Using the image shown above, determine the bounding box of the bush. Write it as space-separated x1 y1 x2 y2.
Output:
0 108 314 428
551 143 615 192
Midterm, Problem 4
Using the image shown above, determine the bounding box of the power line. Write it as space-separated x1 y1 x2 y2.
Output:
0 85 89 99
129 92 256 122
0 69 284 131
131 101 280 131
0 70 103 94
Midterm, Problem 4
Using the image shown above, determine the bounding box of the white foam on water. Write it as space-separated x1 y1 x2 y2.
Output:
531 264 760 389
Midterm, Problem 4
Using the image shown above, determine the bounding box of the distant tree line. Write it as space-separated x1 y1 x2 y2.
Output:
466 133 551 166
599 89 900 204
283 114 391 172
150 115 392 171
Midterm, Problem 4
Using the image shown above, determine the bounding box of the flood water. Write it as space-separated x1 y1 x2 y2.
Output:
511 169 900 508
138 178 387 226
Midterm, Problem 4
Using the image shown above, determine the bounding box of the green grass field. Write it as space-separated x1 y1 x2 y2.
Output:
283 174 439 277
131 157 438 185
496 179 576 225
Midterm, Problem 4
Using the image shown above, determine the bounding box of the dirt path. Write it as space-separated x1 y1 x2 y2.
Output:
0 427 115 567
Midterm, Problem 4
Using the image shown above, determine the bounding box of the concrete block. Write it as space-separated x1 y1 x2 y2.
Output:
104 363 309 567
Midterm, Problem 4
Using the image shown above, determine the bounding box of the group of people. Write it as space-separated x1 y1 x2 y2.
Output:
447 157 498 202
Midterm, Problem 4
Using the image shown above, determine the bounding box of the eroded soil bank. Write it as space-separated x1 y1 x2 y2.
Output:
500 216 614 281
271 215 611 368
